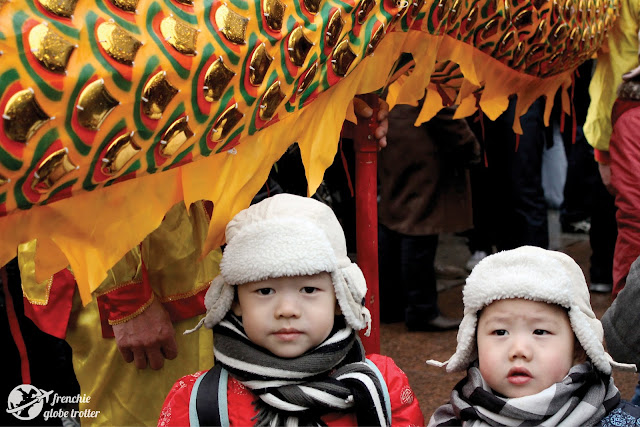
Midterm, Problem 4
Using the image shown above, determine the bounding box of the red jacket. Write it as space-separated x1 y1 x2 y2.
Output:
608 94 640 296
158 354 425 426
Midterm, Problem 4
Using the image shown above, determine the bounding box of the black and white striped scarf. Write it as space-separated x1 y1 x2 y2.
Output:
429 362 620 426
213 313 389 427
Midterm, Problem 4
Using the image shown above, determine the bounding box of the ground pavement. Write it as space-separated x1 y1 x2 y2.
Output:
379 210 639 420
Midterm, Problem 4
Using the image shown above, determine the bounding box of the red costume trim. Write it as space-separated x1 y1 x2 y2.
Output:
96 278 152 338
96 261 208 338
159 285 208 321
22 268 75 339
594 149 611 165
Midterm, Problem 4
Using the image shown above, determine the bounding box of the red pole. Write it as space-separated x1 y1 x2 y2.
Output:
354 93 380 354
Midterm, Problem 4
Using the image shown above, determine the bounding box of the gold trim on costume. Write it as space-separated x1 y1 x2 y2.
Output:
22 277 54 305
159 281 211 302
94 279 143 297
18 239 55 305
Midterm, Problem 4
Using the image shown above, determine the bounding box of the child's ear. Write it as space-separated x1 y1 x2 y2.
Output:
231 300 242 316
335 300 342 315
573 338 588 365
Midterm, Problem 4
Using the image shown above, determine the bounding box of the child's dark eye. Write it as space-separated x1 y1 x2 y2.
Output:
301 287 318 294
533 329 549 335
257 288 274 295
493 329 508 336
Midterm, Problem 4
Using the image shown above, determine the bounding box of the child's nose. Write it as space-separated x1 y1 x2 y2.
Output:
275 295 301 318
508 336 532 360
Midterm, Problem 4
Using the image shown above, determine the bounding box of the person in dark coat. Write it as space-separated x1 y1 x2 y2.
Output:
378 99 480 331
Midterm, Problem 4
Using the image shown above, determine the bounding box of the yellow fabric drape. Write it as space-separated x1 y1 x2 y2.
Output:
66 297 213 426
0 30 579 302
0 0 615 301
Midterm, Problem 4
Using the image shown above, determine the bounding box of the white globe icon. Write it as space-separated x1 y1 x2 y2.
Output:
6 384 48 421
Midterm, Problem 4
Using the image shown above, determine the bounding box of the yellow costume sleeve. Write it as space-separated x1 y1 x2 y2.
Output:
585 0 640 152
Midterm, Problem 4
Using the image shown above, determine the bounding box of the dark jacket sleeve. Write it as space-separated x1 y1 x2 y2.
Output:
602 255 640 368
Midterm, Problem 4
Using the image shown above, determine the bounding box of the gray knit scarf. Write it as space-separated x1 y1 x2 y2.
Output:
213 313 389 427
429 363 620 426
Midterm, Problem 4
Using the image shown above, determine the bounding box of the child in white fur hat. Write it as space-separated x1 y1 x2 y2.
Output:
427 246 639 426
159 193 424 427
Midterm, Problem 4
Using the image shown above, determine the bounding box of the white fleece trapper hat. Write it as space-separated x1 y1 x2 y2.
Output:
188 193 371 335
427 246 636 375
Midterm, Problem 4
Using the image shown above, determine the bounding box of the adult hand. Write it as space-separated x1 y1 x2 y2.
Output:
112 296 178 370
351 95 390 149
598 163 615 195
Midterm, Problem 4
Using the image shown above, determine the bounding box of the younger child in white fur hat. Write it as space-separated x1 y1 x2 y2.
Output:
427 246 639 427
159 194 424 427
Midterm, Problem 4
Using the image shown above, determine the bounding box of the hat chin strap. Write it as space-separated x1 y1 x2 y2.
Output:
606 353 637 372
183 317 206 335
425 359 449 368
183 276 234 334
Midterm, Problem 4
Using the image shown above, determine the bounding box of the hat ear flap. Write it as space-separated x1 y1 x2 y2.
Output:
569 307 612 374
203 275 235 329
334 264 371 335
445 313 479 372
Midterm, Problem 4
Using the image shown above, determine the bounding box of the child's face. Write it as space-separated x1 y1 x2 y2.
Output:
476 298 575 398
232 272 337 358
